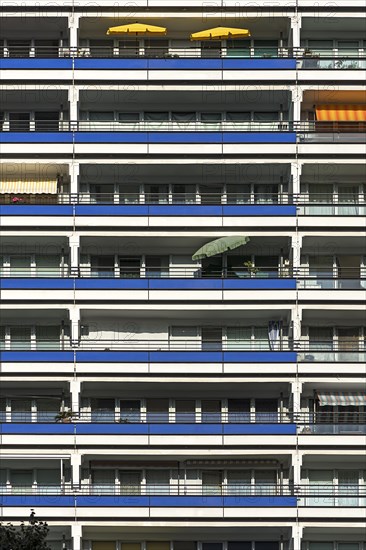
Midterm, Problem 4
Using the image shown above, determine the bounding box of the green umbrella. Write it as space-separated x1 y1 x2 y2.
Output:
192 236 250 261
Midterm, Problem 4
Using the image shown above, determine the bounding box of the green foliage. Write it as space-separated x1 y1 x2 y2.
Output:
0 512 51 550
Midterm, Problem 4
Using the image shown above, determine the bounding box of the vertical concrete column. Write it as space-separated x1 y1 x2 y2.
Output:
68 87 80 131
70 380 81 414
292 524 303 550
291 302 302 349
71 523 82 550
291 161 302 196
291 380 303 415
290 16 302 49
70 162 80 198
69 307 80 345
69 235 80 276
291 87 303 127
291 235 303 272
71 454 82 486
68 14 80 50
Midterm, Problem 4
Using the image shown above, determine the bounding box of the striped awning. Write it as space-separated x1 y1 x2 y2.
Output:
315 105 366 122
317 392 366 406
0 180 58 194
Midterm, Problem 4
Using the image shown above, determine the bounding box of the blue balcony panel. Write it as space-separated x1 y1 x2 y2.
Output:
1 496 75 507
0 423 296 435
0 205 74 216
74 132 296 144
148 279 223 290
74 58 296 71
0 59 73 69
0 279 74 290
0 423 75 435
222 205 297 216
0 204 297 217
0 351 74 362
0 132 73 143
0 350 297 364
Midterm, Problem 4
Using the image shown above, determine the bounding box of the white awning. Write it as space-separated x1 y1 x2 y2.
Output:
317 392 366 406
0 180 58 194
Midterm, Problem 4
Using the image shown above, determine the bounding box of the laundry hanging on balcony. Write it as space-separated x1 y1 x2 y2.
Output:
0 180 58 194
315 105 366 121
317 392 366 406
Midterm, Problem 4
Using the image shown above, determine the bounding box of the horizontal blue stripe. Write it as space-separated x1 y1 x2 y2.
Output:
0 204 296 217
0 132 73 143
1 496 75 506
74 58 296 71
0 423 75 434
148 279 223 290
0 205 74 216
0 351 74 362
222 205 297 216
0 279 74 290
0 350 297 364
223 132 296 143
0 59 72 69
0 422 296 435
0 495 297 507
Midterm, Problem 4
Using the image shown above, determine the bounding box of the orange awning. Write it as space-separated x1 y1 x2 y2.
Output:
315 104 366 122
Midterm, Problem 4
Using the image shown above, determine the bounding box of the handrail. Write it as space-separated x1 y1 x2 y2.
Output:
0 483 365 498
1 45 366 62
1 192 365 209
2 411 366 424
2 267 365 279
1 121 365 134
1 339 364 352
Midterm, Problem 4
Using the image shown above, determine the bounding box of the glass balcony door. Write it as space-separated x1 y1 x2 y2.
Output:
34 111 59 132
145 184 169 204
36 255 61 277
119 257 141 278
9 255 32 277
9 112 30 132
175 400 196 423
202 470 222 495
338 185 359 215
337 255 361 289
11 398 32 422
9 326 32 350
308 184 333 215
92 469 115 494
337 41 360 68
146 470 170 495
228 399 250 423
201 400 221 423
91 398 115 422
90 184 114 204
10 470 33 494
227 470 251 495
255 399 278 422
120 400 141 423
201 327 222 351
308 327 333 361
37 469 61 494
120 471 141 495
118 184 140 204
7 40 31 57
338 470 359 506
308 470 333 506
36 398 59 422
308 256 334 289
338 328 360 361
35 326 61 350
146 398 169 422
145 256 169 278
255 470 277 495
91 256 115 278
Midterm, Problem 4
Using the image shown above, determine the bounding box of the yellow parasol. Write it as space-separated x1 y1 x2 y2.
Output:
106 23 167 36
190 26 250 41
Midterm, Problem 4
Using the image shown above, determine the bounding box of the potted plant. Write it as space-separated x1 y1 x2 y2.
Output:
55 410 75 423
243 260 259 277
11 196 24 204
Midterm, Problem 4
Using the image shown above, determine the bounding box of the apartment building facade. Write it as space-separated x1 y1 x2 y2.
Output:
0 0 365 548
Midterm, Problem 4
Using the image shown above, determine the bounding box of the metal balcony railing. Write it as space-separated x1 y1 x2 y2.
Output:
1 411 365 427
1 192 365 213
1 45 365 66
0 484 365 504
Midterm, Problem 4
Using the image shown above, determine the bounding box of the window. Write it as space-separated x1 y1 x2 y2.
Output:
228 399 250 422
201 400 221 422
120 471 141 495
144 39 169 58
146 398 169 422
118 113 140 123
36 326 60 350
34 111 59 132
89 112 114 121
201 41 222 58
201 327 222 350
9 326 31 350
228 544 252 550
120 400 140 422
146 470 170 494
226 112 251 122
176 400 196 423
201 113 222 123
172 112 196 123
171 326 198 338
89 40 113 57
145 256 169 277
253 112 279 122
9 112 30 132
144 112 169 122
91 398 115 422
